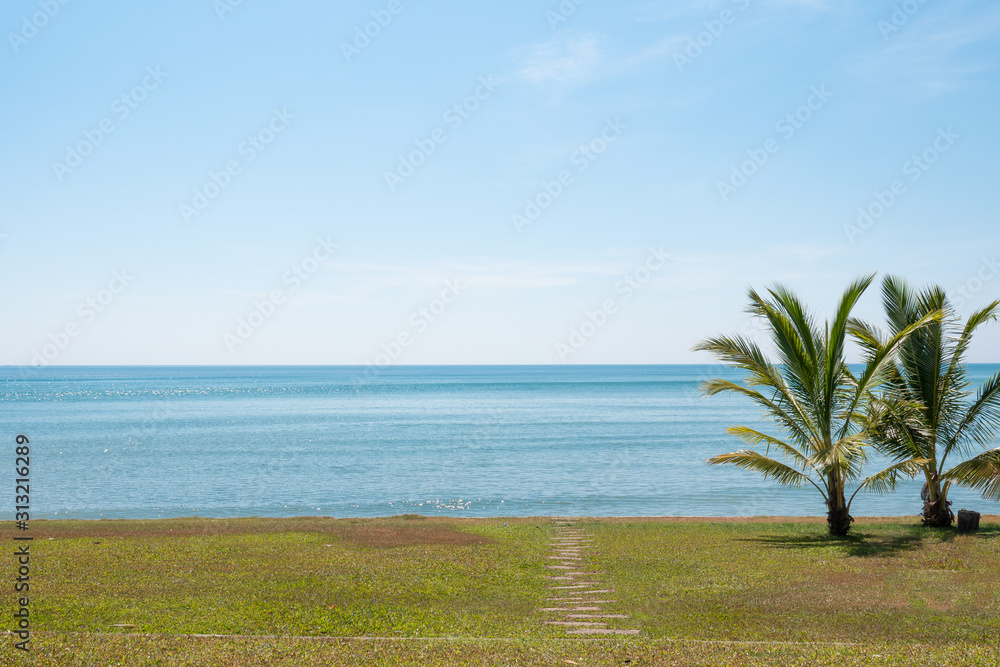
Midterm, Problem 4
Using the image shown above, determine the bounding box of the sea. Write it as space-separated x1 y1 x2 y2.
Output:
2 365 997 520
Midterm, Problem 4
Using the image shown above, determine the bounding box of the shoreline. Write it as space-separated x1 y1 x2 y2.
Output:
11 513 999 524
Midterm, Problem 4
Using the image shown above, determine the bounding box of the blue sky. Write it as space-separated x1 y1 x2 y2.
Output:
2 0 999 365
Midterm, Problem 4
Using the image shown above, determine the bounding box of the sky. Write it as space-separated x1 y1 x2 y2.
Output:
1 0 999 365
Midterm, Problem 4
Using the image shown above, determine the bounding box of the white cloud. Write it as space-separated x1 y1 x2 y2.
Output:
514 33 602 85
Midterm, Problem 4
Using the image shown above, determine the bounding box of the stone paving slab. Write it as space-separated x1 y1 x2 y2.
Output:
544 621 606 627
542 520 637 637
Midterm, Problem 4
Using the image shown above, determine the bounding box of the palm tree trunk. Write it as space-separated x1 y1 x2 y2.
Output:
922 475 953 527
827 477 853 536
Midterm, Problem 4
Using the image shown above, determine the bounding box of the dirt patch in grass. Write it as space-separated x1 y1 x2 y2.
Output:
19 516 493 547
332 524 492 547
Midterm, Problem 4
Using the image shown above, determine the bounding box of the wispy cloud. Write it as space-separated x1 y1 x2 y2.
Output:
210 258 628 301
630 0 722 23
619 37 687 69
631 0 831 23
507 30 682 99
513 33 603 85
880 2 1000 54
333 259 622 290
862 1 1000 95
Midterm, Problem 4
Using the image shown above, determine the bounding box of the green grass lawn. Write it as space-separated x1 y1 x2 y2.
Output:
588 517 1000 644
19 516 554 638
4 515 1000 665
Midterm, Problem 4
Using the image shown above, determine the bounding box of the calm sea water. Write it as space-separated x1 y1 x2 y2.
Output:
1 365 997 520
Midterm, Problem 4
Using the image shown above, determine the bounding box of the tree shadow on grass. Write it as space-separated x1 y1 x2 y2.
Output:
741 519 1000 555
975 523 1000 538
936 522 1000 543
739 532 925 557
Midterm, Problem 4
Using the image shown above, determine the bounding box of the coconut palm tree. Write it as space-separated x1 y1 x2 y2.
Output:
694 275 934 536
850 276 1000 527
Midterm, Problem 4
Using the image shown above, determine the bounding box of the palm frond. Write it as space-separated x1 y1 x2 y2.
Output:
748 287 818 407
948 299 1000 370
842 307 943 442
944 448 1000 501
809 432 869 471
847 318 886 360
725 425 812 467
707 450 827 497
826 275 877 413
948 371 1000 457
853 458 930 497
693 334 770 374
882 275 918 334
700 379 819 450
866 394 934 461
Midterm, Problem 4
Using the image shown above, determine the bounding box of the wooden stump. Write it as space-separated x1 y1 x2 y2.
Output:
957 510 981 533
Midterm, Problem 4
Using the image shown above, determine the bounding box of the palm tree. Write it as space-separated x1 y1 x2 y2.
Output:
694 275 934 536
851 276 1000 527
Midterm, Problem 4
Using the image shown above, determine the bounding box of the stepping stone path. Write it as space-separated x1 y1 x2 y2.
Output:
540 518 639 636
